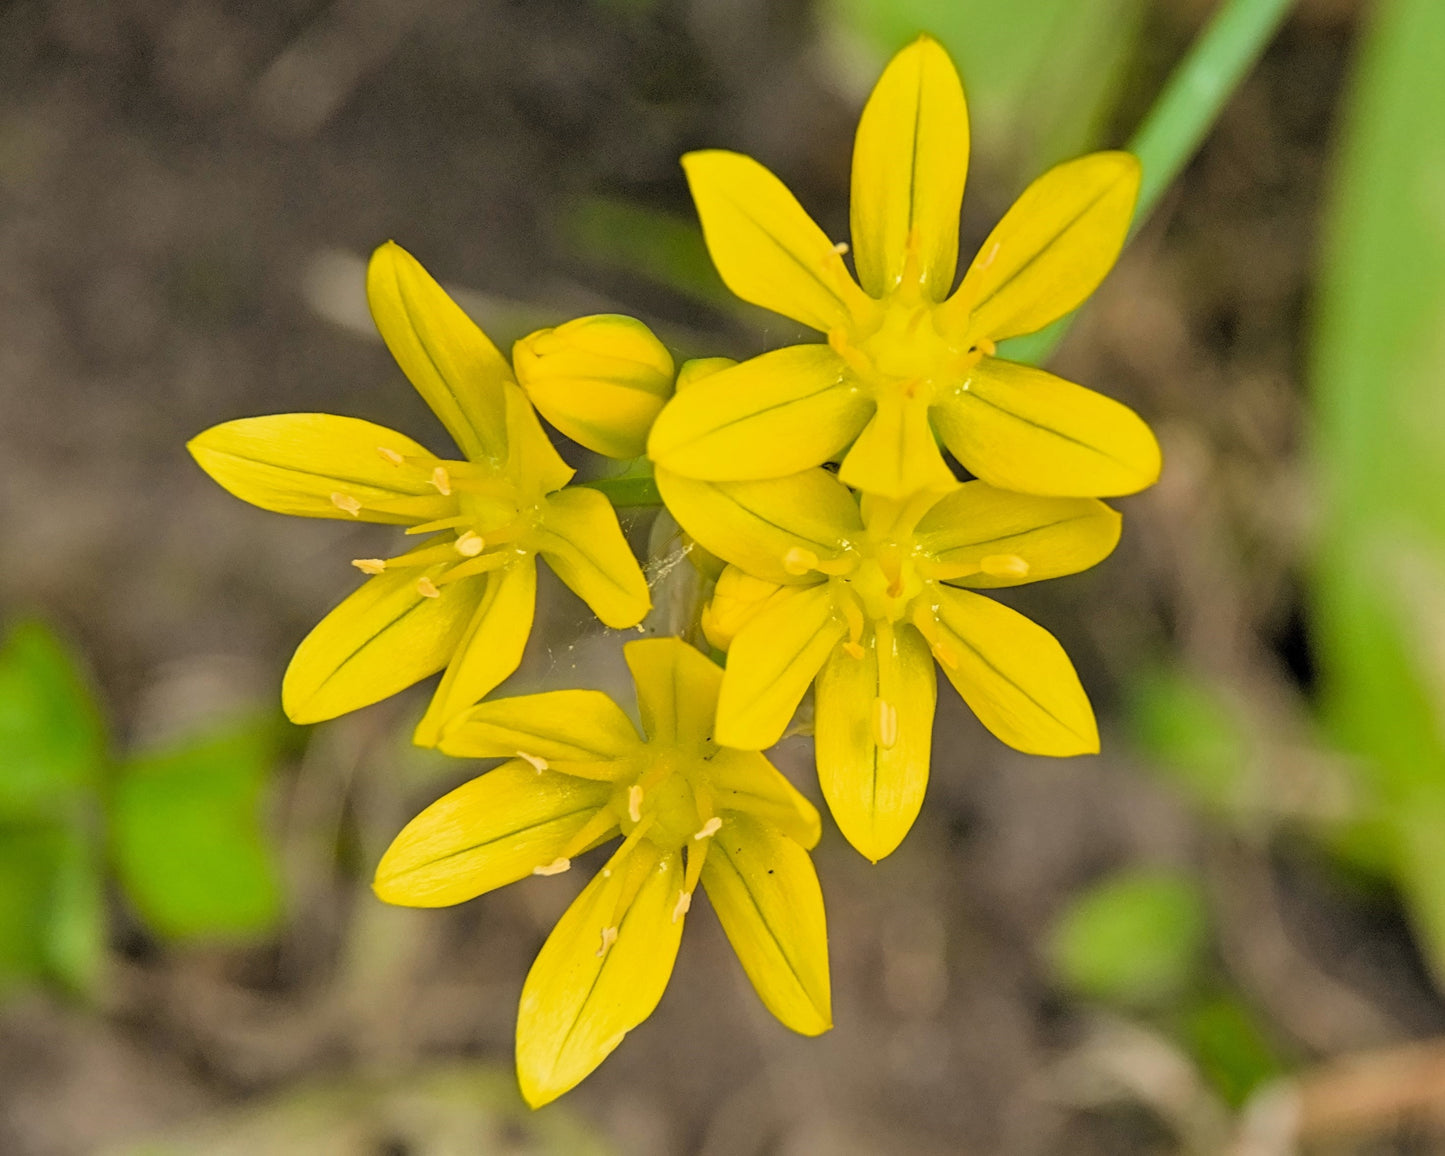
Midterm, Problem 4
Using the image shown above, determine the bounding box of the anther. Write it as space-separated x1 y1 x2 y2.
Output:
981 553 1030 579
376 446 404 465
783 547 819 576
330 492 362 516
532 857 570 876
672 890 693 923
627 784 643 824
693 817 722 841
416 576 441 599
430 465 452 496
833 241 850 256
975 337 997 357
455 531 485 557
596 926 618 958
873 698 899 749
351 558 386 575
517 750 549 773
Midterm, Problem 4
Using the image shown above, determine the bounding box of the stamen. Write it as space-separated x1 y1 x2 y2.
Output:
671 890 692 923
416 576 441 599
430 465 452 496
783 547 819 576
454 531 485 557
832 241 850 256
627 784 643 824
873 697 899 749
981 553 1030 579
911 604 960 670
975 337 997 357
532 857 570 876
406 515 473 536
351 558 386 575
517 750 548 773
693 817 722 841
376 446 405 465
433 550 516 585
596 926 618 958
330 492 362 517
827 327 874 378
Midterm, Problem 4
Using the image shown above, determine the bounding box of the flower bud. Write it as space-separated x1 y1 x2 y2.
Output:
513 315 675 459
702 565 785 651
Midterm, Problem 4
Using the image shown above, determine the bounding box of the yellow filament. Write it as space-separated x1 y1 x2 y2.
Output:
406 514 473 536
671 890 692 923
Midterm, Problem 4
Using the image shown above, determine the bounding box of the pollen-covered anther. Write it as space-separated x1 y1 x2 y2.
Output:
693 817 722 841
832 241 850 256
330 492 362 516
783 547 820 576
351 558 386 575
671 890 692 923
596 926 618 958
416 576 441 599
454 531 485 557
376 446 405 465
627 784 643 824
430 465 452 496
873 697 899 749
532 857 570 877
517 750 548 773
981 553 1030 579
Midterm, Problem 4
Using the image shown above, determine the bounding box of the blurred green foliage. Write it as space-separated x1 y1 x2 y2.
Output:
0 618 286 1001
826 0 1146 180
1181 995 1282 1109
1128 665 1252 820
1311 0 1445 978
1050 869 1208 1008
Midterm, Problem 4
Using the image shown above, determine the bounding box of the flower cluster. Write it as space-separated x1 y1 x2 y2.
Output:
189 34 1157 1106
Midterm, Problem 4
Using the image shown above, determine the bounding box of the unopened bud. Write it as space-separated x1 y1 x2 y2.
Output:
513 314 675 459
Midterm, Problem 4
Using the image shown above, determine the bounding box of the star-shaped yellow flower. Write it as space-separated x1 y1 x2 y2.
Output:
659 466 1120 861
374 637 831 1107
189 242 651 744
648 35 1161 501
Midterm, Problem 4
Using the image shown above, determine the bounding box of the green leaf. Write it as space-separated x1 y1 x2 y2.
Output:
1050 869 1208 1007
1310 0 1445 977
0 619 106 822
825 0 1146 180
0 824 105 999
111 716 283 942
561 196 730 307
1181 994 1284 1108
1127 664 1251 817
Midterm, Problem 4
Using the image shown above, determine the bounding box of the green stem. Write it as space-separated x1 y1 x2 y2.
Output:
1008 0 1296 365
580 472 662 507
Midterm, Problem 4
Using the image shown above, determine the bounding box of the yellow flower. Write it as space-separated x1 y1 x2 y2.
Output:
374 637 831 1107
648 35 1161 501
189 242 651 744
659 467 1120 861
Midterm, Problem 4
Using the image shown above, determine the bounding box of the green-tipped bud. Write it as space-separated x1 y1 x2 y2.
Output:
675 356 736 390
513 315 675 459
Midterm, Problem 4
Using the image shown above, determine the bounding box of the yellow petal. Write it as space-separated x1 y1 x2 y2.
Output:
815 623 936 862
705 748 821 848
701 813 831 1035
534 487 650 629
283 561 483 725
413 556 537 747
373 760 614 907
701 567 788 651
681 150 875 332
933 358 1161 497
916 482 1121 588
850 35 969 301
946 151 1140 342
438 690 642 778
502 381 574 496
517 843 684 1107
367 242 510 462
624 637 722 749
656 466 861 586
675 356 737 390
513 314 675 460
837 392 957 499
931 586 1098 756
715 584 845 749
188 414 450 524
647 345 870 481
